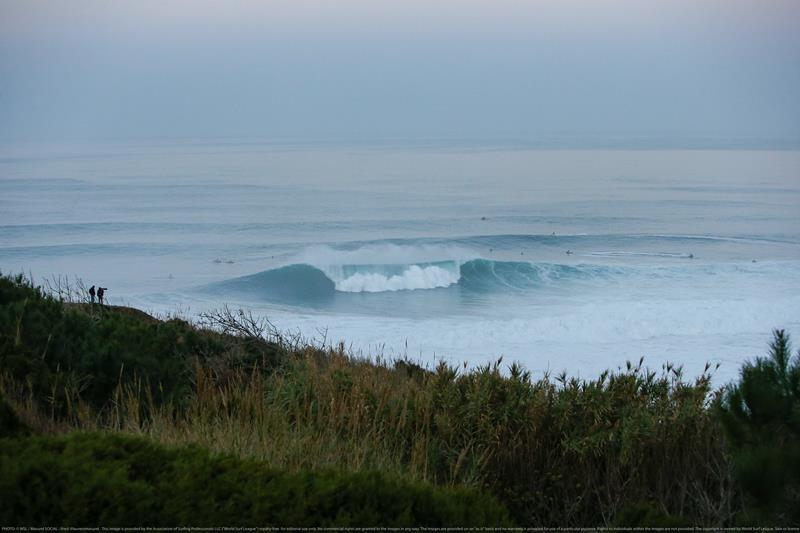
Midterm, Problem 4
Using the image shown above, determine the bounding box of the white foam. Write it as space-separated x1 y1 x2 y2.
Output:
332 264 460 292
255 291 800 386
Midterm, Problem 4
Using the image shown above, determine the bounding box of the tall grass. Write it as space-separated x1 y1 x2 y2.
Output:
75 350 734 526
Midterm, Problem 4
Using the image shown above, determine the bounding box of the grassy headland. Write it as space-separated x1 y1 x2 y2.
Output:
1 273 798 527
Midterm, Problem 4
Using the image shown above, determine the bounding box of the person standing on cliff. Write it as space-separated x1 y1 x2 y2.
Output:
97 286 106 305
89 285 96 304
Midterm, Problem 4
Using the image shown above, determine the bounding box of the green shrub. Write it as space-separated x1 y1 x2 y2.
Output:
0 431 512 527
717 329 800 526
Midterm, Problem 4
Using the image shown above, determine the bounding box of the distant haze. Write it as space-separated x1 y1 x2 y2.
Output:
1 0 799 146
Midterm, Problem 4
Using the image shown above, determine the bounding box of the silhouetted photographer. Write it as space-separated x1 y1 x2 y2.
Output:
97 287 107 305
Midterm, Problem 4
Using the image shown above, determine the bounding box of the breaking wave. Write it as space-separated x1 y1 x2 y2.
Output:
213 258 628 301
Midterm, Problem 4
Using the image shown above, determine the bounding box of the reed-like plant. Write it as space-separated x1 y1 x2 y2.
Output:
77 349 733 526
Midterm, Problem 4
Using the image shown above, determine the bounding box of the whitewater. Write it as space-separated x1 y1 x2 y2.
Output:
2 143 799 385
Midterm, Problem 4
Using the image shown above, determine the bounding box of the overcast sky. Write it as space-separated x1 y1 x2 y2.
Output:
1 0 798 145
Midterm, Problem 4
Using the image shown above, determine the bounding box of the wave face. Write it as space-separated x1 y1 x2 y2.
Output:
217 264 337 305
457 259 620 292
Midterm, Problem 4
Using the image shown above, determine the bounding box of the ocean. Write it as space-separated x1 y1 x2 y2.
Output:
2 141 799 385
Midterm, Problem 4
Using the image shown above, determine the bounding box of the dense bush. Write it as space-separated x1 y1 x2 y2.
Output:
0 431 511 527
250 355 729 526
717 329 800 526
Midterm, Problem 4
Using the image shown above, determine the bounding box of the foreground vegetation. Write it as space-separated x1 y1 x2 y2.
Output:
0 429 508 527
1 273 798 527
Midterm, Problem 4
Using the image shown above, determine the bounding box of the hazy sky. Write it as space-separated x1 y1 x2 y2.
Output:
1 0 798 145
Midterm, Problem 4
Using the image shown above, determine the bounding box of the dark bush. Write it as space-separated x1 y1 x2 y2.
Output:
612 501 690 527
0 396 28 438
717 329 800 526
0 431 512 527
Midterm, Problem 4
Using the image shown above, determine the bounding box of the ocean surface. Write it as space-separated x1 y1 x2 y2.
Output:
2 141 799 385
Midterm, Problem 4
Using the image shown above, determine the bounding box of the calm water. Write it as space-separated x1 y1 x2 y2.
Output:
2 141 799 384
